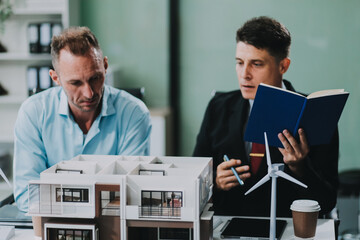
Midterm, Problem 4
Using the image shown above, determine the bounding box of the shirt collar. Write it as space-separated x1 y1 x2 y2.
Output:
58 89 70 116
100 85 116 117
58 85 116 117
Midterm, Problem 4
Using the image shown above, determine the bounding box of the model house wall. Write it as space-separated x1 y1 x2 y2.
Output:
28 155 213 240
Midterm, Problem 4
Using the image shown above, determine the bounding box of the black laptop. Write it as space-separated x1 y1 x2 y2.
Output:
221 217 287 240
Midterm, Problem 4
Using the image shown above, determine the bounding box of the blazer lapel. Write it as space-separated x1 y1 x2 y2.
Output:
226 96 250 164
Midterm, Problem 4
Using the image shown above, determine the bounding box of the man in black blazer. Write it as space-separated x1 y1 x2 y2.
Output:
193 16 338 217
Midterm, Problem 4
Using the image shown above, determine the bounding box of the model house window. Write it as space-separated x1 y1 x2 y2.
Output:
159 228 192 240
141 191 182 217
139 169 165 176
56 229 91 240
100 190 120 216
55 169 83 174
56 188 89 203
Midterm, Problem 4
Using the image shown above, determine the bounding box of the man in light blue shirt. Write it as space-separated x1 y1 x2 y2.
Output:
13 27 151 212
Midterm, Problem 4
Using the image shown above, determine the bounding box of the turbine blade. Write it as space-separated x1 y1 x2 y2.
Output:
0 168 11 188
264 132 272 167
276 171 307 188
245 174 271 195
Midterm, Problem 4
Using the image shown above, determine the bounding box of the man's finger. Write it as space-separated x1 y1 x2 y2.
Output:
219 159 241 170
298 128 309 148
282 129 299 151
278 132 292 152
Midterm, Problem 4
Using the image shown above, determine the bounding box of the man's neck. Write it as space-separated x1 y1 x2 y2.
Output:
69 105 102 134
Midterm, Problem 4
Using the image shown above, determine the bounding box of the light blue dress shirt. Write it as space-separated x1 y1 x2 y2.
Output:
13 85 152 212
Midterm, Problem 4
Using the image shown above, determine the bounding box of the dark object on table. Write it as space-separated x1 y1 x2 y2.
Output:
0 82 8 95
221 217 287 239
0 41 7 52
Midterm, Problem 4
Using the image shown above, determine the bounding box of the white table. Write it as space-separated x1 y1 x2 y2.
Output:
12 228 34 240
213 216 335 240
7 216 335 240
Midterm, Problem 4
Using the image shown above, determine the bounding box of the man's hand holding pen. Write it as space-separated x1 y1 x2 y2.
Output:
216 157 251 191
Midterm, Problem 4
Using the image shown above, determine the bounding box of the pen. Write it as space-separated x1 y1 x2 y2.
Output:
223 155 244 185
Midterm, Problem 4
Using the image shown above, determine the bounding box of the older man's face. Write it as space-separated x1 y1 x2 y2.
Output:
50 47 108 114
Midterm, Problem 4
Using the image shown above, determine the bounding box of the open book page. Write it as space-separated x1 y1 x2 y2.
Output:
307 89 346 98
259 83 304 97
262 83 347 99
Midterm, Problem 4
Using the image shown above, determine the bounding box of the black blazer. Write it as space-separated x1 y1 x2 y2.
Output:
193 80 339 217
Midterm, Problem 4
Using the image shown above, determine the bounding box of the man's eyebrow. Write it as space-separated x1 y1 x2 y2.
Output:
68 79 81 83
251 59 264 62
235 57 264 62
93 72 102 77
89 72 103 80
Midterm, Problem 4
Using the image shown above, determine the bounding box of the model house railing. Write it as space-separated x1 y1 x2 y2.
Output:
139 206 181 219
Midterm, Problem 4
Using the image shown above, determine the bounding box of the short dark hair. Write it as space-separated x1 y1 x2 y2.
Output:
236 16 291 62
51 26 102 69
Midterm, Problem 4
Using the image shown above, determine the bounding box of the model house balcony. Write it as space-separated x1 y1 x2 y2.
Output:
139 206 181 219
139 190 183 219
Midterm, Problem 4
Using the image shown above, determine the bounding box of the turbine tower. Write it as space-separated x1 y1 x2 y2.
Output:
245 132 307 240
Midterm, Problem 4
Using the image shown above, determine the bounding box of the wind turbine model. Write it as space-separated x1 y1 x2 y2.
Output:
0 167 11 188
245 132 307 240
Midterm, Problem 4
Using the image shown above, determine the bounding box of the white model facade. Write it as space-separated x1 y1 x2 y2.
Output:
27 155 213 240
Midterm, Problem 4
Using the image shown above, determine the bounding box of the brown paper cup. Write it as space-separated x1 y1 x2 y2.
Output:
290 200 321 239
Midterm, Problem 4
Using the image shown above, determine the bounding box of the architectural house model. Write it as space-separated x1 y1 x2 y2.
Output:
27 155 213 240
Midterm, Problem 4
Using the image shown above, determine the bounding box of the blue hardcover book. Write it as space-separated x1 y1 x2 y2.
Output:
244 83 349 148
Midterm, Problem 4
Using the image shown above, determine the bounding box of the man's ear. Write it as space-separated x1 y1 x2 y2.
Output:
49 69 61 86
279 58 291 75
103 56 108 73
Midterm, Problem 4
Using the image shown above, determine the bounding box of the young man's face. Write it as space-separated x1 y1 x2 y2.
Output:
50 48 108 114
235 41 290 100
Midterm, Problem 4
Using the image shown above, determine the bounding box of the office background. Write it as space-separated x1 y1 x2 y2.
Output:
0 0 357 235
80 0 359 172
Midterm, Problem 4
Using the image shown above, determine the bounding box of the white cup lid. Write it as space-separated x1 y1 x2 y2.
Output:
290 199 321 212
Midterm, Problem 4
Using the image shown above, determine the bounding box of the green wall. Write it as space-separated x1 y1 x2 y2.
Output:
80 0 360 171
179 0 360 172
80 0 169 108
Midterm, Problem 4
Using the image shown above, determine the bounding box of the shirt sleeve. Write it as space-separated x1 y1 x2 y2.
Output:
117 102 152 156
13 101 48 212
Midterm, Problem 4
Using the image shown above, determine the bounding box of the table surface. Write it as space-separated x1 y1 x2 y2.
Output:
5 216 335 240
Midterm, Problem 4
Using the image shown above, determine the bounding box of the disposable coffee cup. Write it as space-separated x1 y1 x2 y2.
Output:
290 200 321 239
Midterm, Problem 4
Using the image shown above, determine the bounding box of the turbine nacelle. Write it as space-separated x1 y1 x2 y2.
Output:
245 133 307 196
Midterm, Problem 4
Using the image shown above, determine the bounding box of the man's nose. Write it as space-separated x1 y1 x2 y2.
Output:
82 83 94 99
240 64 251 79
